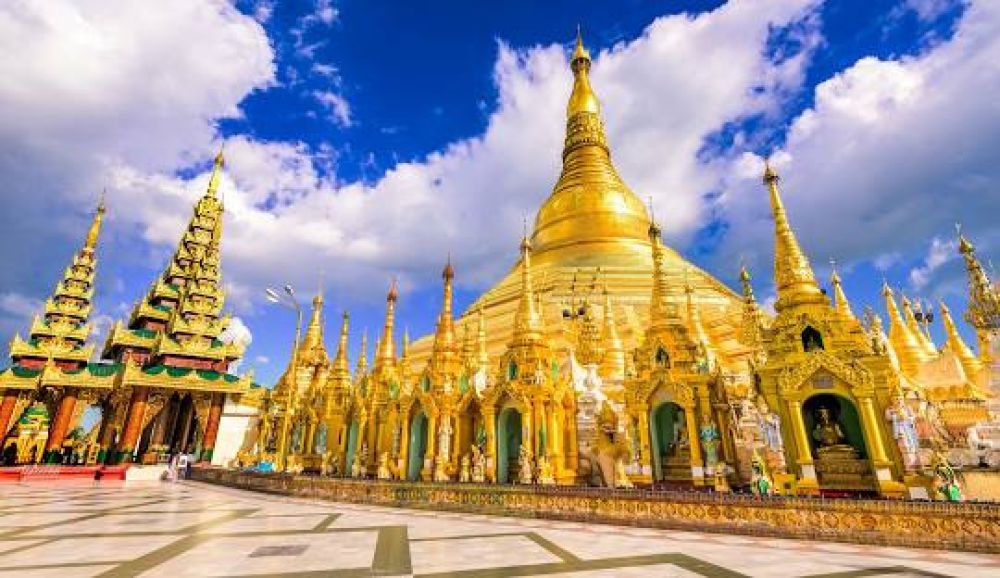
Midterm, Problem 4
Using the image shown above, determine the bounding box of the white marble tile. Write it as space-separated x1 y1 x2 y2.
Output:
0 534 180 566
410 535 561 574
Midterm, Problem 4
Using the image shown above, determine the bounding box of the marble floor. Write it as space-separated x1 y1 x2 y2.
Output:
0 481 997 577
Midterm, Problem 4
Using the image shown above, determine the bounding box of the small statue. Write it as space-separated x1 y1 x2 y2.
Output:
932 452 962 502
351 452 363 478
756 396 786 473
437 417 453 460
713 462 731 493
812 406 858 458
459 453 471 483
699 417 720 468
433 455 450 482
750 452 773 496
471 444 486 483
518 444 534 484
377 452 392 480
886 392 921 470
536 453 555 485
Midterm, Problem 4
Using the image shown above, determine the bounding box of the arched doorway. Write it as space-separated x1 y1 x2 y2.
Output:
649 402 686 482
802 394 866 459
496 406 522 483
406 411 428 481
457 399 483 459
344 420 360 475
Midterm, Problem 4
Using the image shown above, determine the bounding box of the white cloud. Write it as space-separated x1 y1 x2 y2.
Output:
313 90 352 126
714 0 1000 292
909 237 957 289
904 0 960 21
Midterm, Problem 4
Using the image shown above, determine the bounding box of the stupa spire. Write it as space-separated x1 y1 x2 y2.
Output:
600 288 624 379
206 146 225 198
84 192 106 253
376 280 398 367
739 264 764 349
882 282 929 375
530 28 650 259
958 228 1000 337
939 300 982 379
647 219 675 329
763 160 824 312
830 265 855 320
512 233 542 344
333 311 350 373
355 329 369 375
901 295 937 357
432 258 457 355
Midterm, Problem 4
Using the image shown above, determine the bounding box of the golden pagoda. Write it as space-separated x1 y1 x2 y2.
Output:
254 31 995 499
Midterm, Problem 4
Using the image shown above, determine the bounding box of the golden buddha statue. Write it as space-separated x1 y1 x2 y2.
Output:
812 407 858 459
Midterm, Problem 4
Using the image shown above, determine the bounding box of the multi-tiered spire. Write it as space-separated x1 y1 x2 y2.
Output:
103 149 241 371
374 280 398 371
882 282 930 376
738 265 765 349
939 301 982 380
830 267 855 321
10 197 106 369
512 234 542 345
958 232 1000 342
763 161 825 313
600 289 624 379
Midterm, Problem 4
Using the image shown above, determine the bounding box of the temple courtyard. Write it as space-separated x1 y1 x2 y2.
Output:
0 481 997 577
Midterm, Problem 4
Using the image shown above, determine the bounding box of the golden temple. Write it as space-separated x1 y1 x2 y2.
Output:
251 32 999 499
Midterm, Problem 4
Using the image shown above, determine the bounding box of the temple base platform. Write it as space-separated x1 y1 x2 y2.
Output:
193 466 1000 554
0 465 130 483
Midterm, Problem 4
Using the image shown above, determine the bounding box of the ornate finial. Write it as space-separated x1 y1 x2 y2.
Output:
572 25 590 64
387 277 399 302
647 197 662 239
956 222 974 255
84 192 107 251
763 156 779 184
443 253 454 279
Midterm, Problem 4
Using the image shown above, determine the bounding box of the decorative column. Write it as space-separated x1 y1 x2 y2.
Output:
787 399 819 491
424 412 437 479
0 389 18 440
199 393 225 463
684 403 704 484
484 407 496 482
118 387 149 463
638 407 652 477
177 398 195 453
45 388 78 463
566 403 579 472
398 413 411 477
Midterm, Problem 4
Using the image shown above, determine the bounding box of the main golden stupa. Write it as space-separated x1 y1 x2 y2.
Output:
253 32 997 499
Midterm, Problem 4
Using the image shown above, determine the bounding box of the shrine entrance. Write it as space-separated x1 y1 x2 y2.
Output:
802 393 874 492
496 406 522 484
407 411 428 481
344 420 359 474
650 401 687 482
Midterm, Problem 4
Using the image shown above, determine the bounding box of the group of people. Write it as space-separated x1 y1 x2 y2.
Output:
165 452 195 482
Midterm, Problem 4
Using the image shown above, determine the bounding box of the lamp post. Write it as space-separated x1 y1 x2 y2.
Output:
266 284 302 472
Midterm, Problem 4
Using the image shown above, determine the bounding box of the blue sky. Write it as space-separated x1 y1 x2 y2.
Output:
0 0 997 386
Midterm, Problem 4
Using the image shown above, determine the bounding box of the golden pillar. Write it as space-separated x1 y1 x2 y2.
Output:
684 402 704 484
859 396 890 465
566 402 579 472
484 407 496 482
398 411 411 477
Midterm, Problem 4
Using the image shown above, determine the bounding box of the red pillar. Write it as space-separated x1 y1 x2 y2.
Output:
199 393 226 463
0 389 17 440
118 387 148 463
45 388 77 463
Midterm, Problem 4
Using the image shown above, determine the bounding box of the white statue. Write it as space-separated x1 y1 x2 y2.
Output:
887 393 921 469
437 416 453 461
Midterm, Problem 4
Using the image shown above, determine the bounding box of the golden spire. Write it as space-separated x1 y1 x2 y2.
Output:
647 219 675 329
939 300 982 379
512 234 542 343
568 27 599 117
84 193 106 253
882 282 929 375
531 28 649 259
376 279 398 366
332 311 350 373
476 304 489 369
433 258 457 355
298 292 327 364
739 264 764 349
206 146 225 198
355 329 368 375
829 265 854 320
763 160 824 312
901 294 937 357
958 228 1000 333
600 288 624 379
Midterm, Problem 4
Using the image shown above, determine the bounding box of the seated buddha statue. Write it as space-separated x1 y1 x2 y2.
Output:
812 407 859 459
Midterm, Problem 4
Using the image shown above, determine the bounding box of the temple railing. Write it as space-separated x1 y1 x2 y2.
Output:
192 467 1000 553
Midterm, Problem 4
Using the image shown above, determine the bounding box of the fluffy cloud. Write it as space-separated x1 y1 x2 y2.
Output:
713 0 1000 296
137 0 821 310
909 237 957 289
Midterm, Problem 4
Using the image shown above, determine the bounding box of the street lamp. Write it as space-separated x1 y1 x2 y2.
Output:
265 284 303 472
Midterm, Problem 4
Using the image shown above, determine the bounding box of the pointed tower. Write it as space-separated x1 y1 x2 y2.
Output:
431 260 459 359
103 149 242 372
939 301 983 379
882 283 929 376
355 329 369 377
830 268 855 320
958 232 999 357
8 197 106 370
739 265 765 350
298 293 330 367
647 219 678 330
512 235 543 345
763 161 826 312
332 311 350 376
600 289 625 380
685 272 715 365
530 30 650 262
901 295 937 358
374 280 398 372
